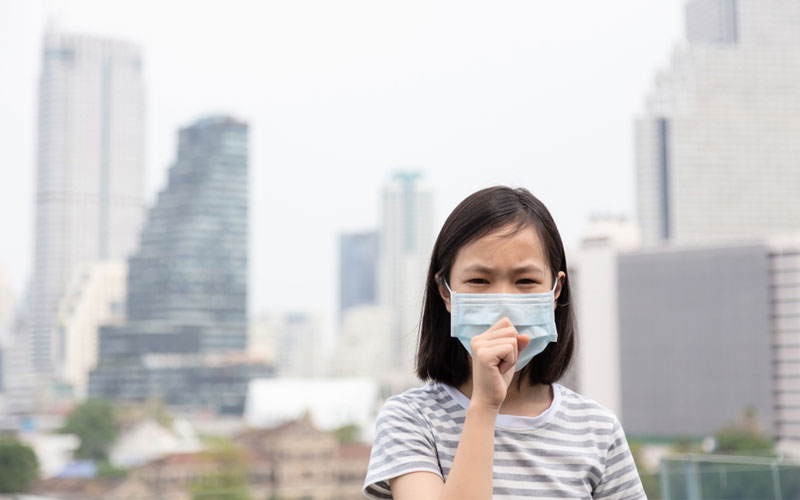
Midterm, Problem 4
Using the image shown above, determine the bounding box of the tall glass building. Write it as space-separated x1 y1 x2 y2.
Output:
378 171 434 385
126 116 248 353
30 33 145 377
89 116 262 412
339 231 378 320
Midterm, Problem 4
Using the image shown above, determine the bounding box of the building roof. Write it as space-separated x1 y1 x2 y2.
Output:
336 443 372 460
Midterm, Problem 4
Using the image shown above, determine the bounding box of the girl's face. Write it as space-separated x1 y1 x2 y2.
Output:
438 224 565 312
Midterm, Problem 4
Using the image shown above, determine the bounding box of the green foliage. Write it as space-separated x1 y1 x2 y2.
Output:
629 441 661 499
190 439 252 500
713 406 775 456
0 436 39 493
191 473 252 500
672 435 697 454
61 399 117 461
96 460 127 478
333 423 361 444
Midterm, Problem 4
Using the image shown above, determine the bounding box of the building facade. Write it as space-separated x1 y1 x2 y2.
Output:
635 0 800 245
378 171 434 384
89 116 258 412
56 260 126 398
339 231 378 320
30 33 145 377
617 244 774 437
769 238 800 456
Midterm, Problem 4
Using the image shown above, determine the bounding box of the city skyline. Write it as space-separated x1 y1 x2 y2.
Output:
0 1 687 331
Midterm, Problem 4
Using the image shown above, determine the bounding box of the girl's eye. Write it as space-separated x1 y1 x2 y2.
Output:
516 279 537 285
467 278 489 284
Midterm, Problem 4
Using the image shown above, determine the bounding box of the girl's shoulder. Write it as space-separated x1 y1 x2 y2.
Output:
378 381 462 426
383 381 452 411
554 383 621 426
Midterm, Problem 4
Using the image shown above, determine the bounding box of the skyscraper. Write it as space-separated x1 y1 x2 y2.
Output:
635 0 800 245
124 115 248 353
89 116 262 413
378 171 434 383
339 231 378 320
30 32 145 377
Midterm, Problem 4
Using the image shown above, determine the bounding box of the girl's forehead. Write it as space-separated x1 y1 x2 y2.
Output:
454 225 546 266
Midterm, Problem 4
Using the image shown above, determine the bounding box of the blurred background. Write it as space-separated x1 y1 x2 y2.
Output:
1 0 799 498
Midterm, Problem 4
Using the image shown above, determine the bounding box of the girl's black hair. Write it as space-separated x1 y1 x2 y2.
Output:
416 186 576 387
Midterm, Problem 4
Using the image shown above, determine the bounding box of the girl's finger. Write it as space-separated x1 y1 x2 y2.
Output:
476 343 516 369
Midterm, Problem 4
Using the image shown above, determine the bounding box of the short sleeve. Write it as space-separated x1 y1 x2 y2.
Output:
362 395 443 499
592 416 647 500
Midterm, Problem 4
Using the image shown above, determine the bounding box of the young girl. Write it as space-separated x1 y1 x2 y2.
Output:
363 186 646 499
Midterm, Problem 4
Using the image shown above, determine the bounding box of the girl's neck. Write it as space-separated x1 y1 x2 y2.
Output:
457 374 554 418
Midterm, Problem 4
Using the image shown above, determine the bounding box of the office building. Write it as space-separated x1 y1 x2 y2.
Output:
635 0 800 245
769 238 800 456
30 32 145 377
617 243 774 437
55 261 126 398
339 231 378 319
89 116 260 412
378 171 434 383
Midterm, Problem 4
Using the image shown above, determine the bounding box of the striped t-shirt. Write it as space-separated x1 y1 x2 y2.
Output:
363 381 646 499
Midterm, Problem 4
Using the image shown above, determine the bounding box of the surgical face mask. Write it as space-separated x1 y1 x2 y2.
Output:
445 279 559 371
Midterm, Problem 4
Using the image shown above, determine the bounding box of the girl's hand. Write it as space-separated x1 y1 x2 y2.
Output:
469 317 531 411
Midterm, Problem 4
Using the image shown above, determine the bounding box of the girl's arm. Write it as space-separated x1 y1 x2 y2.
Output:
389 318 530 500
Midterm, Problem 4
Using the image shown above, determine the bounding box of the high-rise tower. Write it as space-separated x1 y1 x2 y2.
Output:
89 116 259 413
30 32 144 376
635 0 800 245
378 171 434 382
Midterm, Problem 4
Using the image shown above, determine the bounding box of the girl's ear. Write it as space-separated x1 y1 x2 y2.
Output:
553 271 566 311
436 274 452 313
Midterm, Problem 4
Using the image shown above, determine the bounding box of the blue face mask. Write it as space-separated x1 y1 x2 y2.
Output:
445 279 559 371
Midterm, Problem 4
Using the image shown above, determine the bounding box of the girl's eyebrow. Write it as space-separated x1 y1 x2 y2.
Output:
512 264 544 275
461 264 544 274
462 264 493 274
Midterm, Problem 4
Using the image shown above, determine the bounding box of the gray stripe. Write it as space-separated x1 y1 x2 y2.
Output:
593 476 645 499
366 461 441 481
605 446 630 468
376 410 427 430
599 461 638 484
369 448 439 468
542 421 614 436
495 430 603 449
372 433 431 453
563 401 606 411
494 442 602 459
553 412 616 424
493 457 602 482
494 472 587 487
493 486 589 498
363 485 393 499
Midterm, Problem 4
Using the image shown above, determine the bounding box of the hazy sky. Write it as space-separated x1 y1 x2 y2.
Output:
0 0 686 327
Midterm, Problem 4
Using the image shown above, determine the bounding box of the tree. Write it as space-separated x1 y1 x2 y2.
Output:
190 438 252 500
333 423 361 444
0 436 39 493
629 441 660 499
713 406 775 456
61 399 117 461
